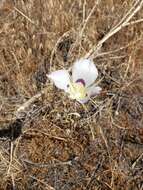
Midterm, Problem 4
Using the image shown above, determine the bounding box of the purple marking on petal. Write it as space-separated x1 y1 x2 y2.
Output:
76 79 85 86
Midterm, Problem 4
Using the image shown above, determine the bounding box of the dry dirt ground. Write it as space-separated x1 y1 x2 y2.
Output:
0 0 143 189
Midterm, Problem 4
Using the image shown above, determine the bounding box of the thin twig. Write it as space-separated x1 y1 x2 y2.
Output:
49 30 72 72
79 1 100 39
15 89 46 117
124 18 143 26
22 159 72 168
30 175 55 190
85 0 143 58
94 36 142 58
11 174 16 190
7 141 14 175
14 7 35 24
110 0 141 31
132 152 143 169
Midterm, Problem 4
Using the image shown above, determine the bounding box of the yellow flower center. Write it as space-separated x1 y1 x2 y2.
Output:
68 82 87 100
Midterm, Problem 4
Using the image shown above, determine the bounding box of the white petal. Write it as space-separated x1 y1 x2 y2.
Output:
72 58 98 87
87 85 102 97
77 86 101 104
78 97 90 104
48 70 70 91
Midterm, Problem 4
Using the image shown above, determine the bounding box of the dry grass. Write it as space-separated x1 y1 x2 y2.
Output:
0 0 143 189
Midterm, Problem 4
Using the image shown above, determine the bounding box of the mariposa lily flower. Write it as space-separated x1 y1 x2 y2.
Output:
48 58 101 103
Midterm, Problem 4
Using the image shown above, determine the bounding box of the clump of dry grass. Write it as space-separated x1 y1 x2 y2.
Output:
0 0 143 189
